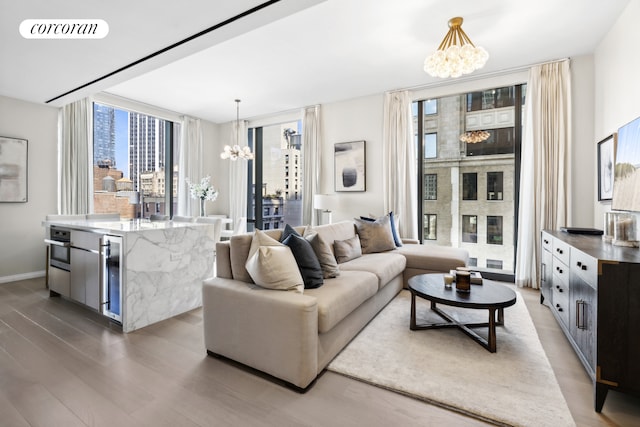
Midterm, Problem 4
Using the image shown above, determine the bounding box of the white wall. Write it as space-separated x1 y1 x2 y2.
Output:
0 95 58 281
593 0 640 227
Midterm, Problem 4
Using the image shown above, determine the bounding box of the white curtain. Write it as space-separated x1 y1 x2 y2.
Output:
178 116 203 216
229 119 249 223
383 90 418 240
515 59 572 288
302 105 321 225
58 98 91 215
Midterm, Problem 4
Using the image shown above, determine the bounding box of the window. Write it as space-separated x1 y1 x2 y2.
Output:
424 174 437 200
487 259 503 270
487 216 503 245
248 120 303 230
487 172 503 200
424 214 437 240
468 257 478 267
462 215 477 243
462 173 477 200
93 102 180 219
424 133 437 159
413 84 525 273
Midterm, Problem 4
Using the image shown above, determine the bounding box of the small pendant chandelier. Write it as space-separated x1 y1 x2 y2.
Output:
424 17 489 79
220 99 254 161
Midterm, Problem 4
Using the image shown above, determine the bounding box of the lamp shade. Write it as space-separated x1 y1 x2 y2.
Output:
313 194 336 211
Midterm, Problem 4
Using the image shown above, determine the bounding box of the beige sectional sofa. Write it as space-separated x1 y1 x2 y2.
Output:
202 220 468 390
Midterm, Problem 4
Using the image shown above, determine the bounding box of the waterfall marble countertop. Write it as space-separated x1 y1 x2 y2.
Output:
43 218 207 234
44 218 217 332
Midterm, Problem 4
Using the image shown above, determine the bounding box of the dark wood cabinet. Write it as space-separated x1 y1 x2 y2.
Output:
541 230 640 412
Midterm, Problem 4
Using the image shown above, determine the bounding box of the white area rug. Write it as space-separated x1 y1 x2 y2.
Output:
327 290 575 427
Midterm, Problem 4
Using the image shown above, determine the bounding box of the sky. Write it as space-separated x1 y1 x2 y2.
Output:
114 108 128 177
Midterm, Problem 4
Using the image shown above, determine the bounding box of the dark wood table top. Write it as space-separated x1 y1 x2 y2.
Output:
408 273 516 310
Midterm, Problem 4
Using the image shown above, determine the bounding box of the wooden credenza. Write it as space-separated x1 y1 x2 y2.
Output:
541 230 640 412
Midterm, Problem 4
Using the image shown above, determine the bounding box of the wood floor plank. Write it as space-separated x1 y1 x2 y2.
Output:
2 277 640 427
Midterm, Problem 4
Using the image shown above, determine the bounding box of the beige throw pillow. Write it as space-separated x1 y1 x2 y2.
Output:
354 215 396 253
304 226 340 278
245 229 304 293
333 234 362 264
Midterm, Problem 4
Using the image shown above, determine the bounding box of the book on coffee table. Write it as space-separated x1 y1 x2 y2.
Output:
450 270 483 285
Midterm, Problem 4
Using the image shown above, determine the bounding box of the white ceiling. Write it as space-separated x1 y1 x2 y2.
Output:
1 0 630 123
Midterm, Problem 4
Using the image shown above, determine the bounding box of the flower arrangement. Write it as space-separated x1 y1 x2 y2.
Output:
186 176 219 201
186 176 218 216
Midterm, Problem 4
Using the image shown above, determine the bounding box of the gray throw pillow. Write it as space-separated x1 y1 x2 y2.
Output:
354 216 396 253
304 227 340 278
333 235 362 264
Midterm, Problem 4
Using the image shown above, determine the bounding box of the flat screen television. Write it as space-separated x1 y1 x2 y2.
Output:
612 116 640 212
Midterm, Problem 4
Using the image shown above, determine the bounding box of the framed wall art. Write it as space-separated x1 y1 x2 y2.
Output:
0 136 28 202
612 116 640 211
334 140 365 192
597 133 616 201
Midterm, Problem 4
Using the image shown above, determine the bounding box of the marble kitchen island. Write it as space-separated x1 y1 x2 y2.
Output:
44 218 216 332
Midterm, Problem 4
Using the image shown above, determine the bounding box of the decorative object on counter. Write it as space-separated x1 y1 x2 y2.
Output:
186 176 218 217
443 273 454 288
612 212 638 247
603 211 615 243
455 270 471 292
597 133 616 201
220 99 254 161
0 136 28 202
424 17 489 79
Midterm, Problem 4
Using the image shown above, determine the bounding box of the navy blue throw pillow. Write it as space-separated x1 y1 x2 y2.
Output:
282 233 324 289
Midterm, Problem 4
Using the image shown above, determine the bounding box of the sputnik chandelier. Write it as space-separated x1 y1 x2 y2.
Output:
424 17 489 79
220 99 254 161
459 130 490 143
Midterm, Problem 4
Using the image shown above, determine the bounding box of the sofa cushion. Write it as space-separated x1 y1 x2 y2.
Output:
304 227 340 278
305 270 378 333
394 243 469 272
245 230 304 293
282 232 324 289
354 216 396 253
360 211 403 247
339 252 406 290
334 235 362 263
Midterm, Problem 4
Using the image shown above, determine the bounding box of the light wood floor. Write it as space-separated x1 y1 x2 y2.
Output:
1 278 639 426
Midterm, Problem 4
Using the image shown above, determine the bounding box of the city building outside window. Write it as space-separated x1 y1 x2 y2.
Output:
92 102 180 219
487 215 503 245
487 259 504 270
424 174 437 200
424 214 437 240
462 173 477 200
487 172 504 200
462 215 477 243
414 84 525 273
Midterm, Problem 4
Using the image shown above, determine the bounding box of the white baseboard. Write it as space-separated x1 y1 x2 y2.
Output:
0 270 46 284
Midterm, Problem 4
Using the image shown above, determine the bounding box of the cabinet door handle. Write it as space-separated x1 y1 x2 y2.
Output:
556 267 563 274
576 300 587 329
544 239 549 244
582 265 587 271
556 248 563 254
577 261 582 267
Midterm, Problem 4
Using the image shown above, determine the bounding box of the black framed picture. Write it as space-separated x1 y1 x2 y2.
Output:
0 136 28 202
334 140 366 192
597 134 616 201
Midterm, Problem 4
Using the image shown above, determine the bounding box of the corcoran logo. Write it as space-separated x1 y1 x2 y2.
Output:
19 19 109 39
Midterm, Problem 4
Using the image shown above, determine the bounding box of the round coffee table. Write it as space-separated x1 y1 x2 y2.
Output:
408 273 517 353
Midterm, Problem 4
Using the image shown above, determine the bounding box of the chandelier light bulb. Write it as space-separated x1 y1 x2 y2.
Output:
424 17 488 79
220 99 254 161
